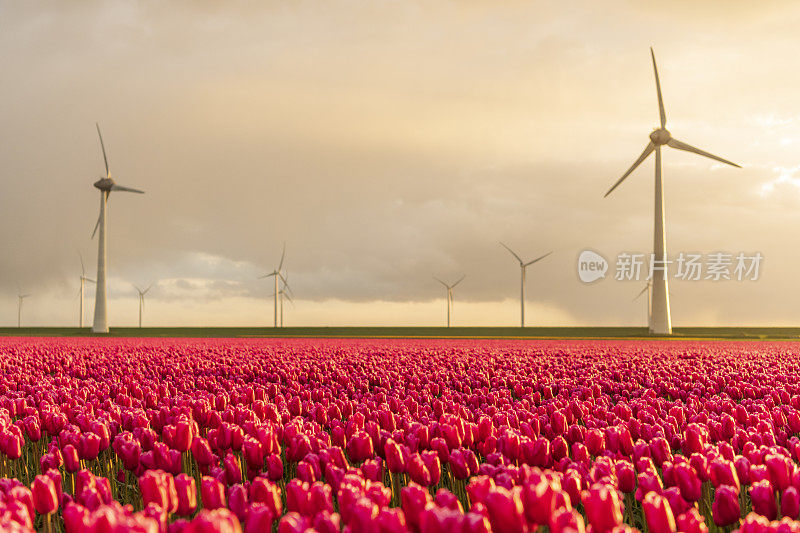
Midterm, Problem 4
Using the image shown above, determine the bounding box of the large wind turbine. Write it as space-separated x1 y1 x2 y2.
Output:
434 275 464 328
91 124 145 333
259 243 287 327
604 48 740 335
16 285 30 328
134 283 154 328
500 243 552 327
78 253 96 328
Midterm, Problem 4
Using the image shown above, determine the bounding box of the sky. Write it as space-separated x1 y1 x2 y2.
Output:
1 0 799 327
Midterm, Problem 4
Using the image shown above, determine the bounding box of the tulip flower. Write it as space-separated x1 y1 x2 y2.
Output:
750 480 777 520
174 474 197 516
200 476 226 510
782 486 800 520
712 484 741 526
643 492 676 533
32 475 58 515
582 485 623 533
485 486 526 533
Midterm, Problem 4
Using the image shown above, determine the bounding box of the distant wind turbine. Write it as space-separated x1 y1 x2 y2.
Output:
91 123 145 333
500 243 552 327
133 283 154 328
16 284 30 328
259 243 288 327
604 48 740 335
633 281 652 332
434 275 465 328
78 252 96 328
269 272 294 327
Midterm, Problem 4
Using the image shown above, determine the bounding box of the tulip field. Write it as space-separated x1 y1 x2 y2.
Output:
3 337 800 532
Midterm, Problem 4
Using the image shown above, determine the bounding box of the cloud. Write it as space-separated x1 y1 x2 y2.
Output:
1 1 799 326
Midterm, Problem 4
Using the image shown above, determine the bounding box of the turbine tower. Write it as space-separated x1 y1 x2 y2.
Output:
134 283 153 328
434 275 465 328
78 252 96 328
633 280 652 332
604 48 740 335
16 284 30 328
91 123 145 333
500 243 551 327
259 243 288 328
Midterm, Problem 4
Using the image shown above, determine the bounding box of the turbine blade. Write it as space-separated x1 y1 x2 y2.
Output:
604 142 655 197
144 282 154 294
451 275 466 288
524 251 553 267
79 251 85 276
259 272 277 279
133 285 143 294
499 242 523 264
434 276 448 288
633 284 648 301
650 48 666 128
666 138 741 168
278 242 286 272
85 278 96 284
91 212 102 239
96 123 110 177
110 184 145 194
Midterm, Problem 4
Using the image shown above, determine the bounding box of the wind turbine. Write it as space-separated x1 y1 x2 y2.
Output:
91 123 145 333
604 48 740 335
270 274 293 327
500 243 552 327
78 252 96 328
633 281 652 332
133 283 154 328
16 284 30 328
434 275 465 328
259 243 287 328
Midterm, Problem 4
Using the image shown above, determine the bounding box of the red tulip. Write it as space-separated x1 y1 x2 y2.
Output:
485 486 525 533
765 454 791 491
200 476 226 510
782 486 800 520
32 474 58 515
712 484 741 526
175 474 197 516
674 463 702 502
245 504 274 533
582 485 623 533
643 492 676 533
710 459 739 493
750 480 777 520
63 444 80 473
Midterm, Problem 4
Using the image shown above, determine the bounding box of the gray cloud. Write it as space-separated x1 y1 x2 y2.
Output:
1 1 799 326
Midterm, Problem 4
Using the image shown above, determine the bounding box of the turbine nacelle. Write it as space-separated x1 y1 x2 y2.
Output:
94 177 115 191
649 128 671 146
